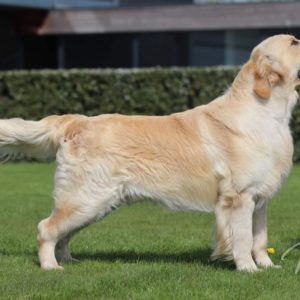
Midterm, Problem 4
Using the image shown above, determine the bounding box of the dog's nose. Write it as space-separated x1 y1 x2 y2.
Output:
298 70 300 78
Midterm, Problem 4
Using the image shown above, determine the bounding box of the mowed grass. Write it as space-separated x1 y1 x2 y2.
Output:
0 163 299 300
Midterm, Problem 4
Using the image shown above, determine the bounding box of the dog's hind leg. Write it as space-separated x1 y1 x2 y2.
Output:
55 230 79 263
37 138 125 270
37 190 119 270
37 208 73 270
38 195 118 269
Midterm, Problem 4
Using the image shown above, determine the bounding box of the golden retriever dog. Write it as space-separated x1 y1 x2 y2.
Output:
0 35 298 272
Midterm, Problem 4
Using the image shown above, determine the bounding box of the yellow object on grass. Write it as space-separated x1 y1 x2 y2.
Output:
267 247 275 254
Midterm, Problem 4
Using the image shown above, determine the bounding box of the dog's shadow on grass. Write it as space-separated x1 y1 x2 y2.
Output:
74 248 235 270
0 247 235 270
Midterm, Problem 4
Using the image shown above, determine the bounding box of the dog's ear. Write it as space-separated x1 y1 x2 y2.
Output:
252 53 283 100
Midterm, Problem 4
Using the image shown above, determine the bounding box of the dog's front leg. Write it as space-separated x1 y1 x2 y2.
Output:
229 193 258 272
214 193 258 272
252 200 279 268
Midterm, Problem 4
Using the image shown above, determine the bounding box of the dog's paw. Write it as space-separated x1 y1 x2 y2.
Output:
255 255 280 269
62 257 79 264
271 264 282 269
257 262 281 269
41 262 64 271
56 250 79 263
238 265 261 273
236 260 259 273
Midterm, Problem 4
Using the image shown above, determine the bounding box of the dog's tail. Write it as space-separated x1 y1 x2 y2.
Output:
0 116 65 162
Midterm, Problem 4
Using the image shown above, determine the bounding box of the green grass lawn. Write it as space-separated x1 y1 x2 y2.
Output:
0 162 299 300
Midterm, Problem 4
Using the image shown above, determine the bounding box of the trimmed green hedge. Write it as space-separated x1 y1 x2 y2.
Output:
0 67 238 118
0 67 300 160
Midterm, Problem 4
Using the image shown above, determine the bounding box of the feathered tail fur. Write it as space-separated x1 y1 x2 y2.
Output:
0 117 60 162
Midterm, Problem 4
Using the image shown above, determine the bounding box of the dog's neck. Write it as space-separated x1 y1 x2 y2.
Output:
267 86 298 124
229 63 298 124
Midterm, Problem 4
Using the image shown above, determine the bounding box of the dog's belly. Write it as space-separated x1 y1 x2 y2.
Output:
124 172 218 212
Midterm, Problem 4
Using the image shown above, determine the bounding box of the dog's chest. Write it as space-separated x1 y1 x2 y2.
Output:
236 124 293 198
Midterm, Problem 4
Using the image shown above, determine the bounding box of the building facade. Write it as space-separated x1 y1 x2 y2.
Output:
1 0 300 70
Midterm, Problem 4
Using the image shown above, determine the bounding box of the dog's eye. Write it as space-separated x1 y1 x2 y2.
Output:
291 39 299 46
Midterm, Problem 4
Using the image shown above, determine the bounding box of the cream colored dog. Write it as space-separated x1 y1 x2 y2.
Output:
0 35 298 272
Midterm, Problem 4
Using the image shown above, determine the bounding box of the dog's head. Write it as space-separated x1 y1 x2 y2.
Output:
250 34 300 99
